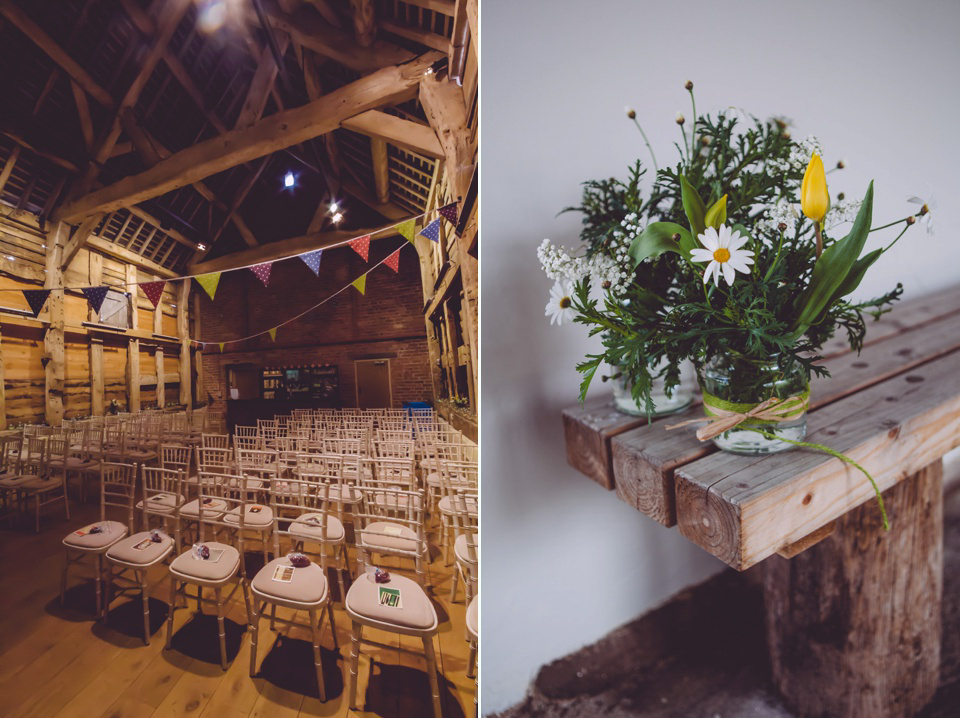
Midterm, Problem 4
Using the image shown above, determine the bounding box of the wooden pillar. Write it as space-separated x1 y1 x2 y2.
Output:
177 280 191 408
153 288 164 408
44 223 66 426
88 252 104 415
125 264 140 412
762 461 943 718
371 137 389 204
413 236 444 400
192 291 204 404
0 325 6 430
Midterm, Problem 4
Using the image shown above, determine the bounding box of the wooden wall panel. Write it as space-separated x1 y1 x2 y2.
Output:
64 342 91 418
103 343 127 408
4 335 44 425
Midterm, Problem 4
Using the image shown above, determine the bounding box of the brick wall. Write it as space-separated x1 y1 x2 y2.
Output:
198 239 432 411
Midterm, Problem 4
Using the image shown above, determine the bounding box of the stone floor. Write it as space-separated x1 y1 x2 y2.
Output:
499 478 960 718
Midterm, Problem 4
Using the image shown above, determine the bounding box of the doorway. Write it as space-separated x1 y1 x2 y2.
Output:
355 359 392 408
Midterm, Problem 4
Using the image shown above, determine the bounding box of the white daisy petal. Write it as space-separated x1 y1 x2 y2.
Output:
690 248 714 262
726 233 749 251
697 227 719 251
726 258 751 273
721 262 735 285
907 196 924 205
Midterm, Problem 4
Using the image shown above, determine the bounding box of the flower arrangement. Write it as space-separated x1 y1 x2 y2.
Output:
540 82 934 527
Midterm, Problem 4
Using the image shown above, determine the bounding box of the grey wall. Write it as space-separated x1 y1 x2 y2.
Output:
481 0 960 712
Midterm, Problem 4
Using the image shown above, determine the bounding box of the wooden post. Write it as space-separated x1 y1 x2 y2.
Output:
0 325 6 430
125 264 140 412
349 0 375 47
371 137 389 204
192 291 204 405
177 280 191 408
762 461 943 718
88 251 104 415
44 222 66 426
153 284 164 408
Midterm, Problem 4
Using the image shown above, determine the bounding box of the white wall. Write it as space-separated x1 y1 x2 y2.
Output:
480 0 960 712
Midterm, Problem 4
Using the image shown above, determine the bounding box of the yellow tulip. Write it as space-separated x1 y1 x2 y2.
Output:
801 153 829 223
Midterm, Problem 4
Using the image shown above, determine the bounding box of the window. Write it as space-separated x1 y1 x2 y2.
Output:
98 289 131 329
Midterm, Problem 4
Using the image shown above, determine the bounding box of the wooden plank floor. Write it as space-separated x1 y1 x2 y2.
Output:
0 500 476 718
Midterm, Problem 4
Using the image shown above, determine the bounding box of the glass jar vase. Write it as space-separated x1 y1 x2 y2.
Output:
611 360 695 418
696 354 808 455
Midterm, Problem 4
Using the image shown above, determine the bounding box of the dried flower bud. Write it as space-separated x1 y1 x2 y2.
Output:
675 112 685 125
625 106 636 119
837 192 845 201
700 136 710 145
777 222 788 232
836 160 846 169
601 280 611 289
671 233 681 242
685 80 694 91
782 131 791 140
906 215 916 225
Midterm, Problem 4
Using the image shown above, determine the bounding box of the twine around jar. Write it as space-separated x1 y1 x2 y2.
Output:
665 391 809 441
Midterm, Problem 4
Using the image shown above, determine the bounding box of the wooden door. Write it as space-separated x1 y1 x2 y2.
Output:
355 359 392 408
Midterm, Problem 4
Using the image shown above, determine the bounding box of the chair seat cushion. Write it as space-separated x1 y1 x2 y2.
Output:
0 474 34 488
438 495 478 516
20 476 63 491
251 557 328 605
180 497 227 519
225 476 264 491
454 533 478 565
63 521 128 551
170 542 240 585
136 492 185 513
466 596 478 639
223 504 273 527
289 513 345 543
345 573 437 631
359 521 420 553
425 472 441 487
106 531 174 565
125 449 157 462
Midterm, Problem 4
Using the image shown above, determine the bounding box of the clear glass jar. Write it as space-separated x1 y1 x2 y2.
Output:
697 354 808 455
611 360 695 418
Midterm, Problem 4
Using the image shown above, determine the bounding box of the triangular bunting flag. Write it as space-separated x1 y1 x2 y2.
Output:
351 275 367 295
82 286 110 315
195 273 221 301
268 327 277 342
218 342 224 353
418 218 443 243
348 235 371 262
140 280 166 308
384 248 401 273
22 289 51 318
300 249 323 276
438 201 459 225
249 262 273 287
396 219 416 243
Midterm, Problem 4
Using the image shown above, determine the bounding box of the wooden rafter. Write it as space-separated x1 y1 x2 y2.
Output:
0 0 115 108
234 33 290 131
55 52 442 223
380 20 450 53
349 0 376 47
341 110 443 158
70 81 95 152
419 73 474 200
402 0 456 16
200 155 270 257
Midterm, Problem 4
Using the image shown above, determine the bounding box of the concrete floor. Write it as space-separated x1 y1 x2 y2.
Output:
498 478 960 718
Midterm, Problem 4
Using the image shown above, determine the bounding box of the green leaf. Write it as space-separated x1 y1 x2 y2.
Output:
679 175 706 237
704 194 728 229
576 355 603 406
793 182 874 333
628 222 690 267
817 248 883 321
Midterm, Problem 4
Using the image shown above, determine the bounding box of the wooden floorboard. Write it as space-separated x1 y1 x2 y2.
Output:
0 500 475 718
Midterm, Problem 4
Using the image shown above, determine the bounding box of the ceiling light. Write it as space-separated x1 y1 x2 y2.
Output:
197 243 207 251
329 201 339 213
5 256 13 261
283 171 295 188
331 212 343 224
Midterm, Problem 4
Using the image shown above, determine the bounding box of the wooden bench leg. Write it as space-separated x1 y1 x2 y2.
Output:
761 460 943 718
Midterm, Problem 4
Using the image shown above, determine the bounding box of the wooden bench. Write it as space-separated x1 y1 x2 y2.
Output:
562 284 960 717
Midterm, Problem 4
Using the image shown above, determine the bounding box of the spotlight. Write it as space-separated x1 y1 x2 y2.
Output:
329 201 339 213
283 171 295 188
331 212 343 224
197 243 207 251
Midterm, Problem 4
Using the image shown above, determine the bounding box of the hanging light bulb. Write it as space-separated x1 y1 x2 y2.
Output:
329 201 339 213
197 243 207 251
283 171 295 188
331 212 343 224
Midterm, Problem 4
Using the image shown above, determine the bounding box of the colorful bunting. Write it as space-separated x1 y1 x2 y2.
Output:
351 275 367 295
268 327 277 342
82 286 110 315
384 248 401 273
419 218 443 243
348 235 371 262
140 280 166 309
395 219 416 243
218 342 224 353
300 249 323 276
249 262 273 287
22 289 51 318
196 273 221 301
438 201 459 225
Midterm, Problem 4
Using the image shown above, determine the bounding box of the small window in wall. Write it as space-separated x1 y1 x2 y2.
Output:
98 289 131 329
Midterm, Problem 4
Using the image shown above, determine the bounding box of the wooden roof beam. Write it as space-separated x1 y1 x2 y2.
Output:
234 33 290 131
380 20 450 53
341 110 443 158
402 0 456 16
0 0 115 109
55 52 442 223
349 0 375 47
419 72 474 200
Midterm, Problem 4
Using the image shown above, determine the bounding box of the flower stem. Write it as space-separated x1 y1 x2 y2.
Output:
814 222 823 258
631 118 659 174
679 123 690 164
688 88 697 161
881 224 911 254
869 216 911 233
763 229 786 282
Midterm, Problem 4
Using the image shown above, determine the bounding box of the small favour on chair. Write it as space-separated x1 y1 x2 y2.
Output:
192 543 216 560
374 568 391 584
149 529 164 543
287 552 311 568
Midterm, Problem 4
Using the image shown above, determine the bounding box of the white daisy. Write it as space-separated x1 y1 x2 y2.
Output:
907 190 937 235
545 281 576 326
689 225 755 287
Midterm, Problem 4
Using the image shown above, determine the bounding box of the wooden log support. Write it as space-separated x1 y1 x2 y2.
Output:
562 398 647 490
177 280 191 408
0 324 6 430
371 137 390 204
762 462 942 717
88 252 104 415
43 223 67 426
192 292 204 404
125 264 140 413
341 110 444 158
349 0 376 47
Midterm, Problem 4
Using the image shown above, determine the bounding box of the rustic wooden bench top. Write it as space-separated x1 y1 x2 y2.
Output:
563 284 960 570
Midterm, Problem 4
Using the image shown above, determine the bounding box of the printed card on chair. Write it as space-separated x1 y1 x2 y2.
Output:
132 537 154 551
205 548 225 563
272 565 294 582
378 586 402 608
382 525 404 537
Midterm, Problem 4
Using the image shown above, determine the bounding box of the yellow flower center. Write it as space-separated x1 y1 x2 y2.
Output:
713 248 731 263
559 297 572 309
